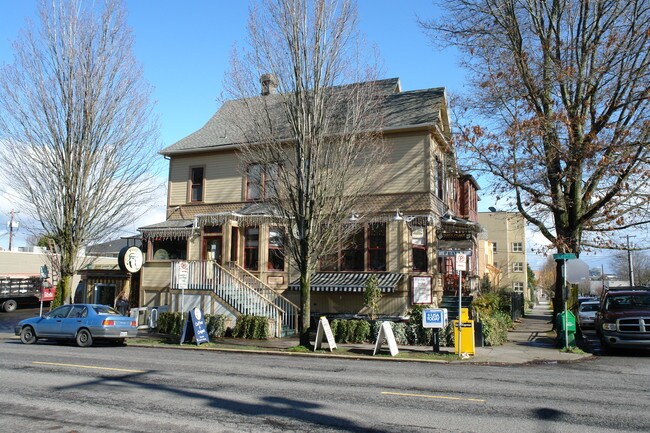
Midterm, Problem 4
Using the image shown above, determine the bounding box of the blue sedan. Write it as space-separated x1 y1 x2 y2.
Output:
14 304 137 347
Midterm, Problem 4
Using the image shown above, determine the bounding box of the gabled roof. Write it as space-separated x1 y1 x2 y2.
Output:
160 78 447 156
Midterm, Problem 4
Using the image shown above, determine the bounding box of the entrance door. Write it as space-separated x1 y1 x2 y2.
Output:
94 284 116 306
203 237 223 263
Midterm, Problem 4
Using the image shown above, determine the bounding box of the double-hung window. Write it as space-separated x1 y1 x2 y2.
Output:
244 227 259 270
268 227 285 270
411 226 427 272
190 167 204 202
513 262 524 272
512 242 523 252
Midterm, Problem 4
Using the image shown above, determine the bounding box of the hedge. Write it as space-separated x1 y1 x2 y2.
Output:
157 312 228 338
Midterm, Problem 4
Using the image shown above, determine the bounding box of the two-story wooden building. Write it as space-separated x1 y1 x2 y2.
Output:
138 78 480 336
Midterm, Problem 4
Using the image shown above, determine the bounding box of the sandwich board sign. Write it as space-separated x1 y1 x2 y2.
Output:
373 321 399 357
180 307 209 345
314 316 337 352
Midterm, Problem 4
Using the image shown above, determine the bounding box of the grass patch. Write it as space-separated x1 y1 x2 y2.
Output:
286 345 312 352
560 346 585 354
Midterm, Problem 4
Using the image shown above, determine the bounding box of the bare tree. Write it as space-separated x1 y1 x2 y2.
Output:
611 250 650 286
0 0 160 304
225 0 385 346
421 0 650 318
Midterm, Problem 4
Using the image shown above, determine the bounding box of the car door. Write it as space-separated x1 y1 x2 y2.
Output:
59 305 88 337
37 305 73 337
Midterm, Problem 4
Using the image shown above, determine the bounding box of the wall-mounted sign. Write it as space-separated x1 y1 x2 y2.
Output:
411 276 432 305
438 232 472 240
118 246 143 273
314 316 337 352
437 250 473 257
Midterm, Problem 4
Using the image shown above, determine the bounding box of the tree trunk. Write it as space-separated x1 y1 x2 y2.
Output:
552 260 564 330
299 271 311 347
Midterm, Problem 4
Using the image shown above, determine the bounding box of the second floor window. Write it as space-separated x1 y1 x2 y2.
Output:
244 227 259 270
268 227 285 270
321 224 387 272
246 163 279 201
190 167 204 202
368 224 386 271
513 262 524 272
512 242 523 252
513 282 524 291
411 226 427 272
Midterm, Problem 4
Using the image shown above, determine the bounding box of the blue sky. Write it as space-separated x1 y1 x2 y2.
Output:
0 1 621 272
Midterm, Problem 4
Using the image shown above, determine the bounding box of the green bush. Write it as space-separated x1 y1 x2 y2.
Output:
371 321 408 345
481 311 511 346
205 314 227 338
233 315 269 339
157 312 184 335
330 319 371 343
405 304 434 346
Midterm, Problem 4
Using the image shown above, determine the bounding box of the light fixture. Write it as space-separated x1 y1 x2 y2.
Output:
444 213 456 224
349 212 359 222
393 209 403 221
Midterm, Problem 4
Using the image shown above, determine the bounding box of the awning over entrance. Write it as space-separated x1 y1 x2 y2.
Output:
138 219 194 240
288 272 402 293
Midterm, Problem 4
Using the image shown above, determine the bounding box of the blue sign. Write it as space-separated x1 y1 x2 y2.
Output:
180 307 210 345
422 308 448 329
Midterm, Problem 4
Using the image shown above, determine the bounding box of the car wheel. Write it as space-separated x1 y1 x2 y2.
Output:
3 299 17 313
600 337 613 355
76 329 93 347
19 326 38 344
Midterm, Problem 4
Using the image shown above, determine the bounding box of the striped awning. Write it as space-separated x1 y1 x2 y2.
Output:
288 272 403 293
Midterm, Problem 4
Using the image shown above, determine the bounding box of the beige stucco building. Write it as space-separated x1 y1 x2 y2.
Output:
477 211 528 294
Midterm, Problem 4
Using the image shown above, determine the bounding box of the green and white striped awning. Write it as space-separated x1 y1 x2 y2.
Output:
288 272 403 293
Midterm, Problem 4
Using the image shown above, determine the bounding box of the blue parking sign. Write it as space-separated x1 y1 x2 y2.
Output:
422 308 448 329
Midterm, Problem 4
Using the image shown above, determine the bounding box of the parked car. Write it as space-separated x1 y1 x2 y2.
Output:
595 288 650 352
577 300 599 329
14 304 137 347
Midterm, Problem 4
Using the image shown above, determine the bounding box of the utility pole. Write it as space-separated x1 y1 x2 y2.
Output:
627 235 636 286
8 209 19 251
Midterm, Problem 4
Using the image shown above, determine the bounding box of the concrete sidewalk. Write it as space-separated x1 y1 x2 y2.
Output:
134 301 590 364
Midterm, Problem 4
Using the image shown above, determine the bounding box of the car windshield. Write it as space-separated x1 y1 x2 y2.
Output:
92 305 122 315
605 294 650 311
579 303 599 312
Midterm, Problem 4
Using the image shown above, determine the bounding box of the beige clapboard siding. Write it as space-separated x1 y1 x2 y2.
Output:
168 150 243 205
375 132 428 194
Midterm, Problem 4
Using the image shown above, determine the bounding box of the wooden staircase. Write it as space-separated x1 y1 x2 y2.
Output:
170 261 299 337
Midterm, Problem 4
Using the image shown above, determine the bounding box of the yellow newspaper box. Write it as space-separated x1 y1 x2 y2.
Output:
453 319 475 355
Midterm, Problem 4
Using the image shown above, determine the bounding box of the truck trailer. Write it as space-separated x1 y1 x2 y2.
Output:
0 276 56 312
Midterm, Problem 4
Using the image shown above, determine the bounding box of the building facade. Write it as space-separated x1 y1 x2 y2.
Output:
477 211 528 294
138 78 481 333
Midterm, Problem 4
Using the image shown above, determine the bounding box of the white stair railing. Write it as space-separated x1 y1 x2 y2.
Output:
170 261 285 338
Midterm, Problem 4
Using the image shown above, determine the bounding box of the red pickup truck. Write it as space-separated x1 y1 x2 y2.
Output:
595 287 650 353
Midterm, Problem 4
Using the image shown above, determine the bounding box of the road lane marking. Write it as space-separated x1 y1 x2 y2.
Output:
33 361 144 373
381 391 485 403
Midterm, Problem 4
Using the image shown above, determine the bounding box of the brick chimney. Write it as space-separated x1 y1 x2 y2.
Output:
260 73 278 96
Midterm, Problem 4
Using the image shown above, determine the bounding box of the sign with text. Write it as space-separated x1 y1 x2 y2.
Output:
422 308 448 329
176 261 190 290
411 276 432 304
373 321 399 357
180 307 209 345
455 253 467 271
437 250 473 257
314 317 337 352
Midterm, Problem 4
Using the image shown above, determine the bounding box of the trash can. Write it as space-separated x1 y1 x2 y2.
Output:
556 310 577 347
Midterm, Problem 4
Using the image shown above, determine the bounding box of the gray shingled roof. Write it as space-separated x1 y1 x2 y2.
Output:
161 78 446 156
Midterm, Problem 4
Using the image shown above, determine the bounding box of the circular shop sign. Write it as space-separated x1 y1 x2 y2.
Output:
118 246 144 273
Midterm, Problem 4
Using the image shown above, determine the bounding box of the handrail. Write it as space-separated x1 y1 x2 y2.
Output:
224 262 300 335
170 260 285 338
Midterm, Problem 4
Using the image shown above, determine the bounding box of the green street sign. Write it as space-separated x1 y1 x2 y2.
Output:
553 253 576 260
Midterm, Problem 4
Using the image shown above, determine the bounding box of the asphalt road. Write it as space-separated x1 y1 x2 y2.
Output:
1 328 650 433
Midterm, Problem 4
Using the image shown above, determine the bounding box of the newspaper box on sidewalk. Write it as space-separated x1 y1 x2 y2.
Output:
453 319 475 356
